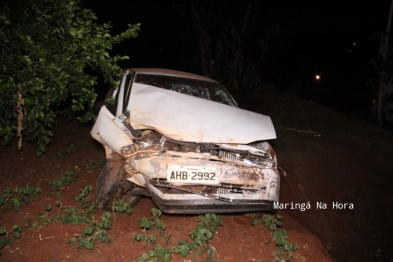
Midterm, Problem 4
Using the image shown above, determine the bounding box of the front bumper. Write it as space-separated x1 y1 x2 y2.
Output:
145 183 277 214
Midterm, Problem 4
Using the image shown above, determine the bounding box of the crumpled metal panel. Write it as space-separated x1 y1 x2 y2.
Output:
126 153 280 202
128 83 276 144
90 106 134 155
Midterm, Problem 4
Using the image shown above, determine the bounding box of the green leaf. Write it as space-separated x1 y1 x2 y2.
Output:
0 195 5 205
133 234 142 241
85 241 95 250
13 231 21 239
138 217 153 229
0 0 139 153
148 235 156 242
207 247 215 257
157 220 166 230
82 225 95 236
180 246 189 258
0 238 9 248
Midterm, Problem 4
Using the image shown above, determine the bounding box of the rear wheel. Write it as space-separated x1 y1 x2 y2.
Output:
96 152 141 210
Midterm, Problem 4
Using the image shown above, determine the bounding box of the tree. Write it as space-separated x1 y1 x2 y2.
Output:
371 0 393 128
0 0 140 154
173 0 284 91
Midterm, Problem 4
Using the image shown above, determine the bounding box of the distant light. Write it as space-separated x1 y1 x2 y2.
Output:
348 50 353 52
315 74 320 80
353 42 356 45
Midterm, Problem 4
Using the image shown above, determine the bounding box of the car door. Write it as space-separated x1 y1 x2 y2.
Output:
90 70 136 156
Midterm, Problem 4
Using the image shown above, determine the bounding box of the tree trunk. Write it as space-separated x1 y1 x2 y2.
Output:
377 0 393 128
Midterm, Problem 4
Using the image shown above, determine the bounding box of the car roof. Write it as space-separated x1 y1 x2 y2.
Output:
127 68 217 82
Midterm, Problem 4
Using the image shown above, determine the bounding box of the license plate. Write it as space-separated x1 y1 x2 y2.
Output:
167 165 218 184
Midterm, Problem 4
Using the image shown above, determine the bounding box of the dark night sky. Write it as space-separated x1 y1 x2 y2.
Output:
262 1 392 85
83 0 392 88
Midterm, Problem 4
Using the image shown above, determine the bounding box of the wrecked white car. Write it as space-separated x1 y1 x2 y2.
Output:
91 68 280 215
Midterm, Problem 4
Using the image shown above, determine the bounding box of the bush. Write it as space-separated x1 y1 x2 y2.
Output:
0 0 140 154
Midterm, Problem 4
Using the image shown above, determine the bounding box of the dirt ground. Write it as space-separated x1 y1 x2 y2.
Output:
0 85 392 262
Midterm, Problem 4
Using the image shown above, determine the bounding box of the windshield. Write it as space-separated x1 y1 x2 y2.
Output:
134 73 237 106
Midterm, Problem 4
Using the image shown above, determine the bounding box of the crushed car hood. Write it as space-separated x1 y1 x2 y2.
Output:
128 83 276 144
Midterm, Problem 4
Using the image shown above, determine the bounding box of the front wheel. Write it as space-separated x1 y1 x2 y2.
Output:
96 152 141 210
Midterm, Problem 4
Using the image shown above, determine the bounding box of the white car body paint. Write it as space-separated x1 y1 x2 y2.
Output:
128 83 276 143
91 68 281 214
91 106 134 156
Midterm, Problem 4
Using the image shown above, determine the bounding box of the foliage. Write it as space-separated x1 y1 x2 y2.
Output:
37 212 55 228
86 155 106 170
0 183 133 253
0 184 42 212
0 0 140 154
53 141 89 160
67 196 137 250
368 1 393 128
173 0 286 90
139 208 167 231
136 244 172 262
24 206 57 230
172 240 199 259
22 192 133 251
135 210 222 262
369 33 393 86
25 195 96 232
188 214 223 259
111 198 132 215
0 224 22 254
251 215 298 262
46 200 93 226
134 232 157 248
68 212 112 250
133 208 166 247
62 206 92 225
74 185 94 209
49 171 78 189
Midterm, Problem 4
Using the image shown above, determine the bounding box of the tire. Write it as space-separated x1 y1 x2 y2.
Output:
96 152 141 210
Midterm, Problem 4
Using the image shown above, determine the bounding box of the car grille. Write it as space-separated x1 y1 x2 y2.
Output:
218 150 239 160
217 187 231 194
